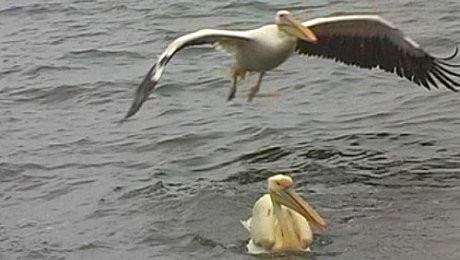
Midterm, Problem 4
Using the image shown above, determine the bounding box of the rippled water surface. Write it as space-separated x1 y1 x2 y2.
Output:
2 0 460 259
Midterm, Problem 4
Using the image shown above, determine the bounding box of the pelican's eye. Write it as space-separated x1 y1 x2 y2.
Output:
278 14 287 21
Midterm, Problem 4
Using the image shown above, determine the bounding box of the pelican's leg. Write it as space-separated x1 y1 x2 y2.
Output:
227 73 238 101
248 72 265 102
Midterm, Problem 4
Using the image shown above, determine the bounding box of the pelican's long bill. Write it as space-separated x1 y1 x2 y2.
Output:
285 16 318 43
270 187 327 229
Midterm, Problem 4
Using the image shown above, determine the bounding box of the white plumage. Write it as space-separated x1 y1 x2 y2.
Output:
241 174 326 254
123 10 459 120
241 194 313 254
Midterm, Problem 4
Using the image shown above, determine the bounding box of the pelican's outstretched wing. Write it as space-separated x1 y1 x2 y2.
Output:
123 30 252 120
298 15 460 91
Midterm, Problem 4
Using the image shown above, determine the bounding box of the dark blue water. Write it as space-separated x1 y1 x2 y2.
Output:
1 0 460 259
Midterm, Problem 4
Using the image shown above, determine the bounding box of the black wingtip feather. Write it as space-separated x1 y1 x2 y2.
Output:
432 67 460 87
431 68 458 92
435 45 459 61
435 59 460 68
425 73 440 89
122 64 158 122
435 62 460 77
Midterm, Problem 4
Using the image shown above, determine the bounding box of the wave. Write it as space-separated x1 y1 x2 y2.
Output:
0 3 77 16
61 49 144 60
21 65 85 77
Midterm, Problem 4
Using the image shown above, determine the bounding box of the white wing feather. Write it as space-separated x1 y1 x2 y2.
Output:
123 29 252 120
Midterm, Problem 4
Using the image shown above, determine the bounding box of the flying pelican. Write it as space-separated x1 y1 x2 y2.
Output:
123 10 460 120
241 174 327 254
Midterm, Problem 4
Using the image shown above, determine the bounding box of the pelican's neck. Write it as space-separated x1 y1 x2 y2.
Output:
270 194 283 221
271 197 291 232
276 25 297 42
271 196 281 212
271 195 302 250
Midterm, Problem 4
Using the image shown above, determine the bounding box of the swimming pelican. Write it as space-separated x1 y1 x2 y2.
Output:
123 10 460 120
241 174 327 254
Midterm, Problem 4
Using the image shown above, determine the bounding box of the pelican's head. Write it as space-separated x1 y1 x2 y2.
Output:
268 174 327 229
275 10 318 43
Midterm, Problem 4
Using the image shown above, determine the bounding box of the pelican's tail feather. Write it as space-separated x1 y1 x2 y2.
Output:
240 218 251 232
